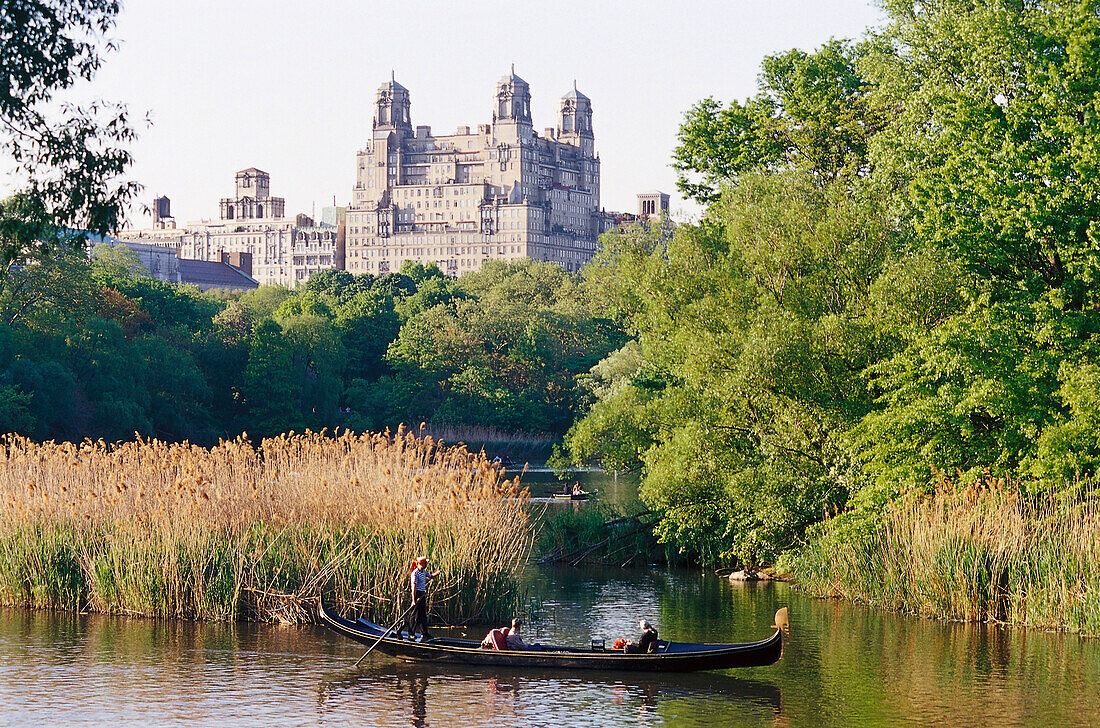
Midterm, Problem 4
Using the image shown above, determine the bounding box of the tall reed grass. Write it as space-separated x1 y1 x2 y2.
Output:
421 424 556 463
793 479 1100 634
534 505 666 567
0 426 532 624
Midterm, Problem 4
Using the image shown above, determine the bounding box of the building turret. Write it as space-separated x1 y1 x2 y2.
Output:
220 168 284 220
558 82 594 156
493 66 533 143
374 74 412 133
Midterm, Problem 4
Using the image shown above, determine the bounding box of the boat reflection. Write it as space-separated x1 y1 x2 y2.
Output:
318 662 784 727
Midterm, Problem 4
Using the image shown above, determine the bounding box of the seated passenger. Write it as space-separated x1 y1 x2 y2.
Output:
480 626 509 650
480 618 527 650
623 619 659 654
504 618 526 650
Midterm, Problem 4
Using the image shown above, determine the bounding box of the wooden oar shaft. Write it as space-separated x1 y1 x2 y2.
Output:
354 601 417 667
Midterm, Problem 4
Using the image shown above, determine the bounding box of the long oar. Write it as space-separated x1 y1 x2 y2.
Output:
353 601 417 668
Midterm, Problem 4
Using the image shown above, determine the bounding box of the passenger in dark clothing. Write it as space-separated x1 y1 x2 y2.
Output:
624 619 659 654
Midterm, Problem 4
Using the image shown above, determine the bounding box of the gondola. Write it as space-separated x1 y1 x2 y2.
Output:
318 600 785 672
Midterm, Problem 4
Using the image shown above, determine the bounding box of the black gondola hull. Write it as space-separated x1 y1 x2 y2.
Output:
319 601 783 672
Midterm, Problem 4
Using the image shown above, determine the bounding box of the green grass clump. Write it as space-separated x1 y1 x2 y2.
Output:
792 481 1100 634
534 504 665 566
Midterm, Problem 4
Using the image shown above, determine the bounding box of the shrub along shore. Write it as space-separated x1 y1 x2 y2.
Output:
0 428 532 624
790 481 1100 635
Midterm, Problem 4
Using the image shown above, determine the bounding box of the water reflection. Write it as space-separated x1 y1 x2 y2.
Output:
317 662 784 728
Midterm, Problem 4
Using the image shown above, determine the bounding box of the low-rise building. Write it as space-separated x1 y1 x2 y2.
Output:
178 253 259 291
88 233 181 284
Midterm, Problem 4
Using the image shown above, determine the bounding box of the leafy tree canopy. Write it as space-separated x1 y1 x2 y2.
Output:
673 39 880 204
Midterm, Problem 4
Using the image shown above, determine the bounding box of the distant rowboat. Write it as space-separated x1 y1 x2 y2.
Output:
551 490 593 501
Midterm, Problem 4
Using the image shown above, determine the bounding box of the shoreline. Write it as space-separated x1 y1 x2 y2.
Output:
789 486 1100 637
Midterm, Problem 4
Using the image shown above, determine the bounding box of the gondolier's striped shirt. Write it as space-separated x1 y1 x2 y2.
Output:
412 568 428 593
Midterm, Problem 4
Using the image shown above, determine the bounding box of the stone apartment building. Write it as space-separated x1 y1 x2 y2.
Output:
344 71 612 276
177 169 338 286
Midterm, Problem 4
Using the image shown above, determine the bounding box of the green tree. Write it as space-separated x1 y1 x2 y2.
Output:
241 319 304 437
673 40 880 203
373 272 418 298
277 312 346 428
398 276 465 320
568 172 895 564
65 316 151 441
373 260 622 435
89 242 147 281
0 0 140 275
8 357 84 440
0 196 99 328
274 290 333 320
846 0 1100 497
335 289 400 380
133 335 214 441
304 269 372 303
238 285 293 324
399 260 445 284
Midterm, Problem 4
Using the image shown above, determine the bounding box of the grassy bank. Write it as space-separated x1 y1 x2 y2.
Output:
0 428 532 624
533 505 677 567
792 482 1100 634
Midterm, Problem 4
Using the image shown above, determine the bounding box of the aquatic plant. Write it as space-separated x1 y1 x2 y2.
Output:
792 478 1100 635
0 427 532 624
534 505 670 567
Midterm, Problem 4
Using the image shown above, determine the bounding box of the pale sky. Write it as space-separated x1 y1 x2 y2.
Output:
26 0 884 226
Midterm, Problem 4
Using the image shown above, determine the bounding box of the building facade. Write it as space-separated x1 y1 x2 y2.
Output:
89 234 181 284
178 169 336 286
637 190 670 219
344 72 609 276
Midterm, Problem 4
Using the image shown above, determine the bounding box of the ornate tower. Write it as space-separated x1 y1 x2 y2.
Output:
374 74 412 133
368 75 411 196
558 83 594 156
493 66 533 143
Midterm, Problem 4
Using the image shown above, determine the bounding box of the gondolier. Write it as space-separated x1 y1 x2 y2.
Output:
409 556 440 639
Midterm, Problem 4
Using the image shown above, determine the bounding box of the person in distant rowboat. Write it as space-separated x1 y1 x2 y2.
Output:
409 556 440 639
623 619 659 654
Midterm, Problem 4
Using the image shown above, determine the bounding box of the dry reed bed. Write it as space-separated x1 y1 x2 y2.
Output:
0 426 532 624
794 481 1100 634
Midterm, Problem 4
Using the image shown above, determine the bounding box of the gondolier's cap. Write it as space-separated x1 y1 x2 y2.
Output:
639 619 651 629
417 556 428 564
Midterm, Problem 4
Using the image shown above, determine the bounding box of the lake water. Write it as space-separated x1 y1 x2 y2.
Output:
3 565 1098 727
517 467 642 510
